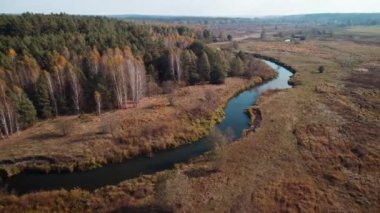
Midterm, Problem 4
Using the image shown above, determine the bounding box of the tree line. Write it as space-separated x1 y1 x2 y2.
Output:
0 13 252 137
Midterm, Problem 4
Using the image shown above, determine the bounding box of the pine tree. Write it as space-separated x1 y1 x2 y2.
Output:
36 72 53 119
210 64 225 85
230 56 245 76
181 50 198 85
17 93 37 127
197 52 211 81
218 51 230 74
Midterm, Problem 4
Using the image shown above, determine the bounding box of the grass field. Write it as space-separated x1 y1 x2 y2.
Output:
341 25 380 36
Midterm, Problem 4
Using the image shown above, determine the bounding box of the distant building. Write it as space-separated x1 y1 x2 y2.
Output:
285 39 291 42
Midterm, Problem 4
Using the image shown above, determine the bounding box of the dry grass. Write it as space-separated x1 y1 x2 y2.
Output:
181 38 380 212
0 73 273 177
1 34 379 212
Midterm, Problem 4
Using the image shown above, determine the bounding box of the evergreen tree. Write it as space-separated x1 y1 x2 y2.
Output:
217 51 230 74
181 50 198 85
210 64 225 85
189 41 207 56
17 93 37 127
189 72 200 85
203 29 211 40
236 51 246 62
197 52 211 81
230 56 245 76
227 34 233 41
35 72 53 118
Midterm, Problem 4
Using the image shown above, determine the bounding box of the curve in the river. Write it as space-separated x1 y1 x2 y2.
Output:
0 60 294 194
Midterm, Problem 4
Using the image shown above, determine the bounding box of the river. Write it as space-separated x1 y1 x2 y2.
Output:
0 60 293 194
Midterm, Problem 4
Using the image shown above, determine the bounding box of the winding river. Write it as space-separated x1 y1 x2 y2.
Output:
0 60 293 194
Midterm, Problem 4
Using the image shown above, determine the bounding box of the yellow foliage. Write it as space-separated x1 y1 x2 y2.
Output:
94 91 101 102
7 48 17 59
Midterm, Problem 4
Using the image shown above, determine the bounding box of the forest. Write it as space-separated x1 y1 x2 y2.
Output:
0 13 258 137
115 13 380 26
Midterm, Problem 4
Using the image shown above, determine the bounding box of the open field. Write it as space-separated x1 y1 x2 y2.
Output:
183 38 380 212
340 25 380 36
0 28 379 212
330 25 380 45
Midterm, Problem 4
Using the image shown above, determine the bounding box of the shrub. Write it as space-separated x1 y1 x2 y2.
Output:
146 78 162 97
319 65 325 73
233 41 239 49
99 118 118 138
167 93 176 106
155 171 192 212
162 80 175 94
208 128 231 170
162 81 177 106
56 120 74 137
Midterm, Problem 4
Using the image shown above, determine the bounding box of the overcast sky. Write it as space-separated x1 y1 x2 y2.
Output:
1 0 380 17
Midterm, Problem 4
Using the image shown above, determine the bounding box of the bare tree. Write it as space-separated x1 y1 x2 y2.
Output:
127 59 146 107
169 48 183 81
45 72 58 116
67 65 81 114
169 49 176 79
105 48 128 109
94 91 102 115
0 108 9 137
89 47 101 75
175 51 182 81
0 81 13 135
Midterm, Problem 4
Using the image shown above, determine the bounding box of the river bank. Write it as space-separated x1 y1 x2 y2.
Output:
1 31 379 213
178 39 380 212
0 56 295 211
0 60 276 179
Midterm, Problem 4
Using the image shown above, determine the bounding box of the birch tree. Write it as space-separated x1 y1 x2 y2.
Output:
0 80 13 134
94 91 101 115
127 58 146 107
66 64 81 114
45 72 58 116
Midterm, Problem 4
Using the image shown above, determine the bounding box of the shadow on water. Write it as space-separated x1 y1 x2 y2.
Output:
0 60 293 194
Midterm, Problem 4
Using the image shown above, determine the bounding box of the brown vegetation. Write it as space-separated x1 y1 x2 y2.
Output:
0 66 274 177
1 27 379 212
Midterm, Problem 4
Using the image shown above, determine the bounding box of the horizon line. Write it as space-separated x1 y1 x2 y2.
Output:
1 11 380 19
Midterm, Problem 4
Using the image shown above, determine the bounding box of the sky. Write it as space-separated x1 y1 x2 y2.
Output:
1 0 380 17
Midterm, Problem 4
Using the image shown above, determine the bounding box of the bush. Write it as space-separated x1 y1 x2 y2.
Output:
99 118 118 138
167 93 176 107
155 171 192 212
162 81 176 94
232 41 239 49
319 65 325 73
56 120 74 137
208 128 231 170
